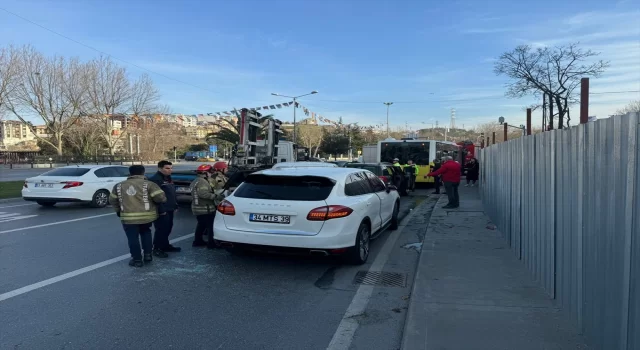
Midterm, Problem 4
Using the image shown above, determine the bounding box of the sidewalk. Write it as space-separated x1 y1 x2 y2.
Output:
401 185 590 350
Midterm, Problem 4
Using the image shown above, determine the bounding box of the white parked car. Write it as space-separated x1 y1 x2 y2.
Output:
271 162 338 169
22 165 131 208
213 167 401 264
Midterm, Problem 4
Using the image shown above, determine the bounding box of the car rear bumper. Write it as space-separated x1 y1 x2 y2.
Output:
22 188 92 202
23 197 86 203
213 217 356 250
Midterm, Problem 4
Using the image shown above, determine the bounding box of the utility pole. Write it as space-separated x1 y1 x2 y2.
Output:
271 91 318 161
384 102 393 137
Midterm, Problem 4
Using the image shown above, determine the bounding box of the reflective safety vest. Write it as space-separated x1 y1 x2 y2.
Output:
191 176 218 216
109 175 167 224
404 164 419 175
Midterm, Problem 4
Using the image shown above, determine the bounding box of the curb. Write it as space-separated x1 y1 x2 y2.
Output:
400 194 447 350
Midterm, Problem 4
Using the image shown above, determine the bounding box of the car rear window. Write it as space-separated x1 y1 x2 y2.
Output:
40 168 91 177
234 175 335 201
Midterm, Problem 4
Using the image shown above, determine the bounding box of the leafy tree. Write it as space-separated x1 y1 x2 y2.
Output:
205 113 274 144
319 127 350 160
188 143 209 152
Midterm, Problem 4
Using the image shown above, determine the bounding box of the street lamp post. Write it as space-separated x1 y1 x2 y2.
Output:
271 91 318 161
383 102 393 137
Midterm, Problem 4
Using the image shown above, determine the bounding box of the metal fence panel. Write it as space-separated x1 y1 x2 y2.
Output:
628 113 640 350
478 113 639 350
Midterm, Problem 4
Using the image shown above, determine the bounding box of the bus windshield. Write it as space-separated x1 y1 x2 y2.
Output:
380 141 430 165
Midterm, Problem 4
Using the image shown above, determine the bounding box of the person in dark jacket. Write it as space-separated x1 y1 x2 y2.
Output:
427 156 462 208
148 160 180 257
465 158 479 186
430 158 443 194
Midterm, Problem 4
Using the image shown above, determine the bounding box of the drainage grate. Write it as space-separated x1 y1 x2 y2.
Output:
353 271 407 287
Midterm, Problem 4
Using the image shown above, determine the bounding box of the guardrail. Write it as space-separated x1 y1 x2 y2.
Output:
478 112 639 350
1 156 166 169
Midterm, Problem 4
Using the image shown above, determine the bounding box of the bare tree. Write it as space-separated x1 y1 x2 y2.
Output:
615 100 640 115
494 43 608 129
137 120 188 159
130 73 160 116
64 121 105 157
4 46 88 155
0 46 21 121
84 56 159 155
297 124 324 157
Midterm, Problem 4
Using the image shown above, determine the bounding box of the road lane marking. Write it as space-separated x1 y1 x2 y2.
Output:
0 203 36 209
326 208 421 350
0 212 38 223
0 213 115 234
0 233 193 302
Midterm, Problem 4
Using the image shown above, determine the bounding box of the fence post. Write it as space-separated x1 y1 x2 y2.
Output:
504 123 508 142
580 78 589 124
486 137 490 147
492 132 496 145
526 108 532 135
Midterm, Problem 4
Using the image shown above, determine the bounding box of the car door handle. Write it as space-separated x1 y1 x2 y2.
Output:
106 180 115 182
366 201 372 206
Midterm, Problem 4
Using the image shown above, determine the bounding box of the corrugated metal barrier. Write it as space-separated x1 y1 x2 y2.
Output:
478 113 639 350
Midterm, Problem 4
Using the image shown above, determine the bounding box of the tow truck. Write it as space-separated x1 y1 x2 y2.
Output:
168 108 309 199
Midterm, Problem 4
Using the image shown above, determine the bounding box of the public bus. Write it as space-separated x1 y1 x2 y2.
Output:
370 138 462 184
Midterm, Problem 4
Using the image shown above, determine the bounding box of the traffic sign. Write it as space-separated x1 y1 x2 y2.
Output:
209 145 218 153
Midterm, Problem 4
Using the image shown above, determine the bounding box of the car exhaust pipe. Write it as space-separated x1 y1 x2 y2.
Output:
309 249 329 256
218 241 234 248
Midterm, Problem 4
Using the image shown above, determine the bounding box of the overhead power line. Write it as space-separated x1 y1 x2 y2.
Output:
0 6 222 95
2 7 638 107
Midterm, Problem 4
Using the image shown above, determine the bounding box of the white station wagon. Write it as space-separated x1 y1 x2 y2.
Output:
213 167 401 264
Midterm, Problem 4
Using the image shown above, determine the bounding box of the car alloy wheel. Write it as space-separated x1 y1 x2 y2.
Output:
91 190 110 208
358 223 371 262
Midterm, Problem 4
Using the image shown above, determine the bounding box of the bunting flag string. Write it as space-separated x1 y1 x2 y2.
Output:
195 101 384 131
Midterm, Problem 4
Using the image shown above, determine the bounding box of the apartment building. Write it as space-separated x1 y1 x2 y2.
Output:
0 120 35 149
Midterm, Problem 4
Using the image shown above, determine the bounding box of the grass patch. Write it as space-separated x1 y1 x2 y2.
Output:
0 181 24 199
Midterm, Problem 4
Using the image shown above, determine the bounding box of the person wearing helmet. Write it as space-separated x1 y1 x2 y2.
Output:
190 164 223 248
210 161 229 187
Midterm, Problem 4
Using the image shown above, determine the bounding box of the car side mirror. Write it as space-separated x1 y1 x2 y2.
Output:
386 184 397 192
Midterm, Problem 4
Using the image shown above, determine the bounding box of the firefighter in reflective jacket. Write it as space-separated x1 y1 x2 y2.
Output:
210 161 228 191
191 164 225 248
109 165 167 268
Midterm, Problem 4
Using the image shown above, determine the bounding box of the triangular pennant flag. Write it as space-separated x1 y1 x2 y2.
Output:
276 104 282 109
269 105 276 110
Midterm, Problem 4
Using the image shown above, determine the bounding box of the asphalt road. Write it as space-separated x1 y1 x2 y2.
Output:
0 191 437 350
0 163 202 182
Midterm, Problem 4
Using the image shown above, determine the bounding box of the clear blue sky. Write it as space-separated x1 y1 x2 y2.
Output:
1 0 638 130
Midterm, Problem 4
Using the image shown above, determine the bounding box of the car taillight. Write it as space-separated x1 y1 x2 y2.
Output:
379 175 389 183
23 181 28 188
217 200 236 216
62 181 83 189
307 205 353 221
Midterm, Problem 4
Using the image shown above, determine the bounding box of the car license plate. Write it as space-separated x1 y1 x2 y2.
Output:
176 186 190 193
35 183 53 188
249 213 291 224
